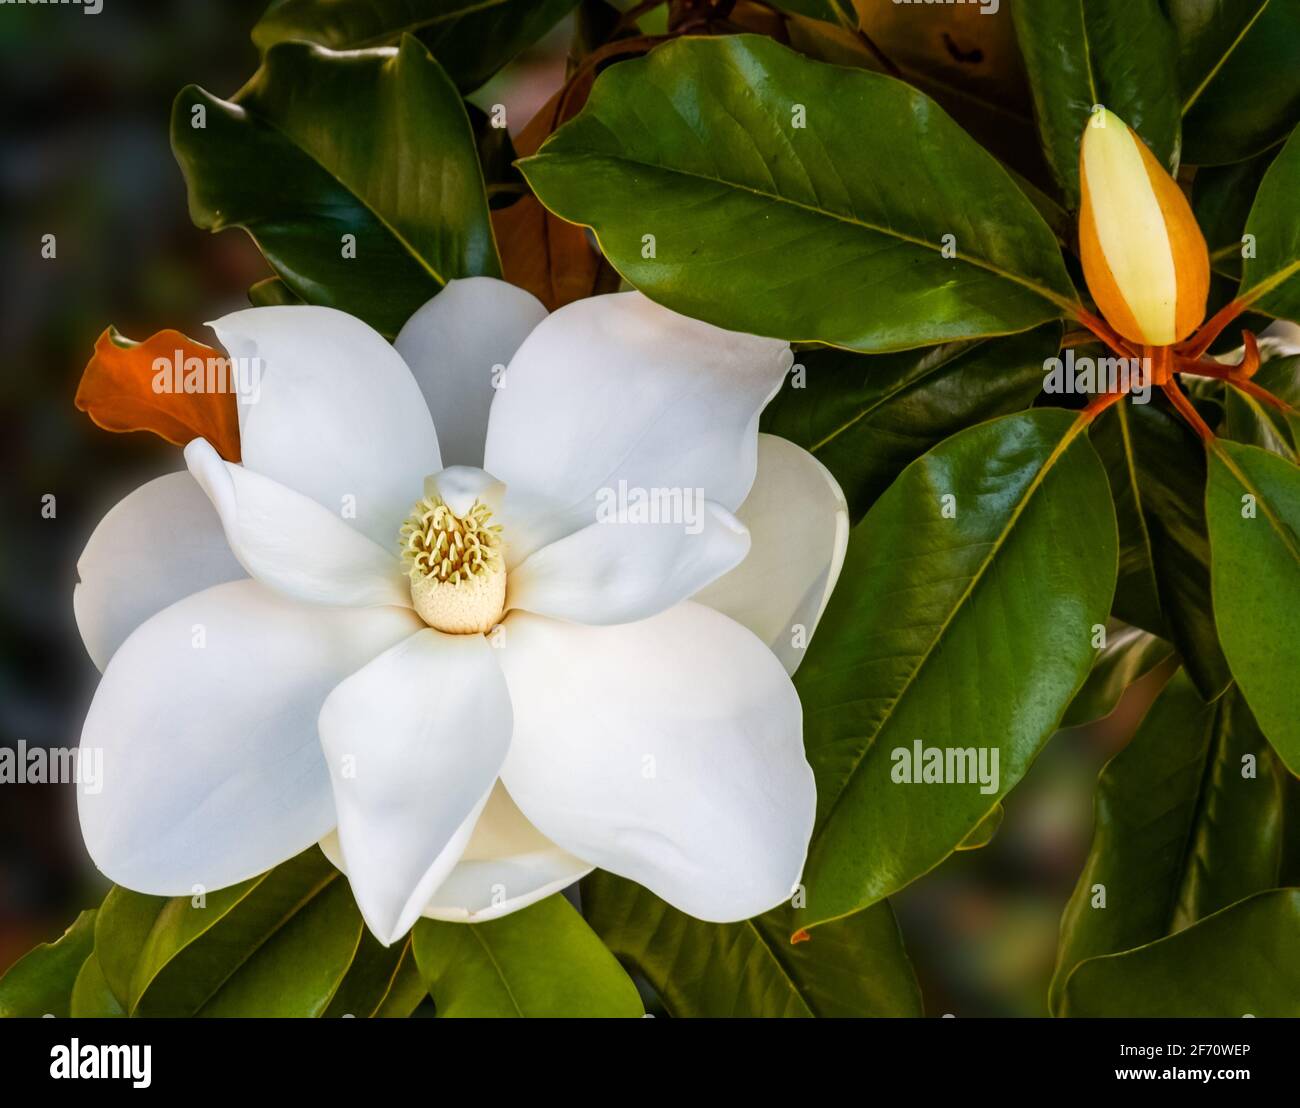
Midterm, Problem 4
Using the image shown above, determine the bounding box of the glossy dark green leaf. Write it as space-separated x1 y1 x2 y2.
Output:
93 848 363 1017
1169 0 1300 166
70 955 126 1018
581 871 921 1017
794 409 1116 929
1060 623 1175 728
419 0 579 92
254 0 577 93
521 34 1079 353
323 932 422 1018
1051 673 1289 1012
253 0 494 51
1237 124 1300 321
1090 398 1232 698
248 276 304 308
412 895 643 1017
761 324 1058 522
1012 0 1180 209
0 910 96 1018
172 36 498 339
1194 148 1278 281
1061 889 1300 1016
1207 439 1300 773
956 804 1004 852
1223 355 1300 462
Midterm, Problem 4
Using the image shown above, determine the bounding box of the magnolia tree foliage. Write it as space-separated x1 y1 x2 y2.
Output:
3 0 1300 1019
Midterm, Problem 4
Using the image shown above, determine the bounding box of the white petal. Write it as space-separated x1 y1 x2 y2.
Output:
213 305 441 547
318 629 512 944
185 438 409 609
1259 319 1300 359
395 278 547 468
498 604 815 922
423 465 505 519
695 434 849 673
78 580 420 896
318 783 593 925
483 291 793 563
73 472 245 671
508 500 750 626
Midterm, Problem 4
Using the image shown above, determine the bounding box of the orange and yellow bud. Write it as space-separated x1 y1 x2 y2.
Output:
1078 107 1209 347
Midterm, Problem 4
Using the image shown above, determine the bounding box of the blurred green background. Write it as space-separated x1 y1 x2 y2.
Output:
0 0 1161 1016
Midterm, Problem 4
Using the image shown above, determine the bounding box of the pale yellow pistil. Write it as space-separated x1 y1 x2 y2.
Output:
399 494 505 634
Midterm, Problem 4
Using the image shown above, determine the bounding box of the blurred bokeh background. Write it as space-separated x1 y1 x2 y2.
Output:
0 0 1163 1015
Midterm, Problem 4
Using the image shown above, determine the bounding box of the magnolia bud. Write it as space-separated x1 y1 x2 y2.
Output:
1078 107 1209 347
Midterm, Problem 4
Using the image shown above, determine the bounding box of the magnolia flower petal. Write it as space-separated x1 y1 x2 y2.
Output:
185 438 410 609
421 784 594 923
78 580 419 896
74 472 245 671
483 291 793 564
395 278 547 468
318 629 512 944
212 305 441 547
499 604 815 922
695 434 849 673
318 783 593 925
508 500 750 625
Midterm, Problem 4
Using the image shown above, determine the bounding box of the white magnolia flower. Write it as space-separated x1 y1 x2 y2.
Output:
74 280 849 945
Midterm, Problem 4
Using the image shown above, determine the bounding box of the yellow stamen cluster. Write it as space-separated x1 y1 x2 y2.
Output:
399 496 502 585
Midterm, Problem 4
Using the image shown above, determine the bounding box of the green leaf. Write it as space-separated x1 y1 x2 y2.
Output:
1170 0 1300 166
1238 124 1300 320
1051 673 1290 1012
253 0 499 51
1194 147 1278 281
323 932 423 1018
248 276 304 308
412 895 643 1017
70 955 126 1018
1012 0 1180 209
93 848 363 1017
761 324 1059 522
253 0 576 93
582 871 922 1017
0 910 97 1018
172 36 498 339
794 409 1116 929
956 804 1003 852
1061 889 1300 1016
1090 398 1232 699
1223 356 1300 462
418 0 579 93
1060 623 1174 728
521 34 1079 353
1207 439 1300 773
